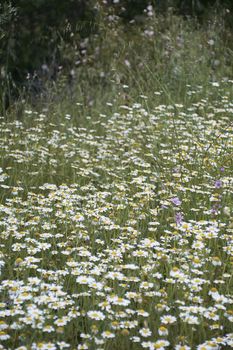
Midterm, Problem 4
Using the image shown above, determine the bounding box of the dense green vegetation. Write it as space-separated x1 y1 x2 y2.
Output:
1 0 233 113
0 1 233 350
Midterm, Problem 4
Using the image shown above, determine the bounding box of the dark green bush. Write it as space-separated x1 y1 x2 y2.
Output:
0 0 96 111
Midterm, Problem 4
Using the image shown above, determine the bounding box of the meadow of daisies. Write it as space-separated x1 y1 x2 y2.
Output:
0 78 233 350
1 8 233 350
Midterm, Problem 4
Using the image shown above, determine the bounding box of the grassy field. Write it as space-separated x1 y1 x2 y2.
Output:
0 10 233 350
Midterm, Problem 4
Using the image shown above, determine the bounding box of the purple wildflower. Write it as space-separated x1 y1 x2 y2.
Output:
171 197 182 206
215 180 222 189
175 212 183 226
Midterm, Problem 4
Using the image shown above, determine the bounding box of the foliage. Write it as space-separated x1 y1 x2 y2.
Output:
0 0 233 114
0 0 96 112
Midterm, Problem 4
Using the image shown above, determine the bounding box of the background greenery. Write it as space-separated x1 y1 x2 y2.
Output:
0 0 233 115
